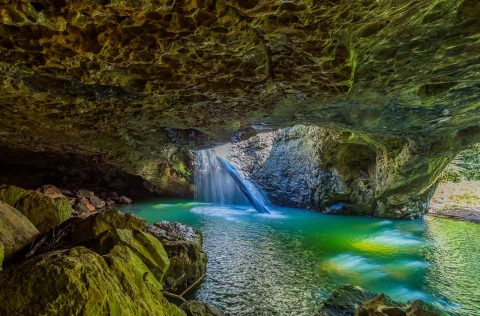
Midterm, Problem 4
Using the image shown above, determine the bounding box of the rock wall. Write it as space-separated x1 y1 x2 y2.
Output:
228 125 455 218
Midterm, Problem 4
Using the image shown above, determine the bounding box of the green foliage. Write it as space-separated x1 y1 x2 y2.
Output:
443 144 480 182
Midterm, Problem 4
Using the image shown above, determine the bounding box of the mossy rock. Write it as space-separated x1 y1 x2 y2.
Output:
0 241 4 271
0 185 73 233
94 228 170 282
0 185 27 206
69 210 147 244
14 191 73 233
0 246 185 315
145 222 207 294
0 201 39 261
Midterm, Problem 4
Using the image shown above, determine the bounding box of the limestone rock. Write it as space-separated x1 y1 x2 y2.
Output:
89 195 106 209
0 201 39 261
76 190 94 199
0 185 73 232
180 301 224 316
117 195 133 204
146 222 207 294
36 185 65 199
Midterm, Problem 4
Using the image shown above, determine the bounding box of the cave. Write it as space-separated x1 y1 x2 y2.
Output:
1 1 480 315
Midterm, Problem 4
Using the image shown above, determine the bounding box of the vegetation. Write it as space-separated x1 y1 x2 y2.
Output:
442 144 480 182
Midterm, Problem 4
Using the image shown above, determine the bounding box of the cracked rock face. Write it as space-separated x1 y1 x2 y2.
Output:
0 1 480 208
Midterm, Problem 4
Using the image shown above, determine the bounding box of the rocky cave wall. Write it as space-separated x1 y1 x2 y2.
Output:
228 125 458 218
1 1 480 213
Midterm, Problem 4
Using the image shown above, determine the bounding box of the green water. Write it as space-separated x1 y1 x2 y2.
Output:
121 200 480 316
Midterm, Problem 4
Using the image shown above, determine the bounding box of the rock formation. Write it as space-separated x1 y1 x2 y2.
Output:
316 285 446 316
146 221 207 294
0 185 73 232
228 125 451 218
1 1 480 215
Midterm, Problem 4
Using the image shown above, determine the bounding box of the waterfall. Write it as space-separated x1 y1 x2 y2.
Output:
194 149 270 213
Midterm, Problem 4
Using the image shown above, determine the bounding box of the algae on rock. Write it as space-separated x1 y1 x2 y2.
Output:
0 185 73 233
0 246 183 316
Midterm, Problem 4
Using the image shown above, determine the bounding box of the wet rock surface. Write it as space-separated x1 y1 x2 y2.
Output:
146 221 207 294
316 285 446 316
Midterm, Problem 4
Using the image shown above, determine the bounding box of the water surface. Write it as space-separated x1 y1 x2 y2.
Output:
122 200 480 316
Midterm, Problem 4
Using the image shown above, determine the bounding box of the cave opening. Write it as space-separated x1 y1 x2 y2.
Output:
429 143 480 223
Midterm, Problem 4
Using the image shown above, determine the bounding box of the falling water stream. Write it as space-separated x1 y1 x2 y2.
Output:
194 149 270 213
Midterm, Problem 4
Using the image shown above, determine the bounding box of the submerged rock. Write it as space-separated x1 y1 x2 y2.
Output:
0 201 39 260
145 222 207 294
317 285 447 316
317 285 377 316
180 301 224 316
0 185 73 233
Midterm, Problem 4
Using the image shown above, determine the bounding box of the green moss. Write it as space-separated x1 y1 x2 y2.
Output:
0 246 184 315
14 191 73 233
0 185 73 233
0 185 28 206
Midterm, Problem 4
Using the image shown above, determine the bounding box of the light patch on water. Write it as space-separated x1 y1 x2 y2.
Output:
370 229 422 246
191 205 287 220
321 253 387 281
388 285 430 301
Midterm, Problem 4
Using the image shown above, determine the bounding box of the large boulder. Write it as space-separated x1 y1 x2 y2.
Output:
0 201 40 261
316 285 447 316
94 228 171 282
0 246 184 316
145 222 207 294
24 210 147 258
0 185 73 233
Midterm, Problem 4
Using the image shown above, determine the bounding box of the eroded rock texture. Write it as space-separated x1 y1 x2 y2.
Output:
1 1 480 212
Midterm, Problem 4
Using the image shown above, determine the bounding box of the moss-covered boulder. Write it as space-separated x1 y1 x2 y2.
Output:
0 246 184 316
145 222 207 294
69 210 147 243
0 185 73 233
0 201 39 261
94 228 170 282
